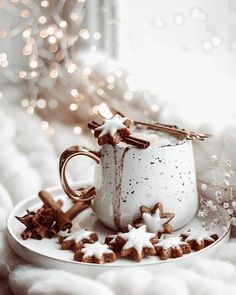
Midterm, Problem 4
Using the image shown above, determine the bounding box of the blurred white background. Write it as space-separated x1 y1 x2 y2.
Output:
116 0 236 127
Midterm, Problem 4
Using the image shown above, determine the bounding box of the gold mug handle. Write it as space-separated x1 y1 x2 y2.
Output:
59 145 101 202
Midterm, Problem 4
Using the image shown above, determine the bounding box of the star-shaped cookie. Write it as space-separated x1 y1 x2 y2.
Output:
94 114 133 145
180 228 219 251
154 236 191 260
112 224 158 261
74 242 116 264
133 203 175 236
59 229 98 251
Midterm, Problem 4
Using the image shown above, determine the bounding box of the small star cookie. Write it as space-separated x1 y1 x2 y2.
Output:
112 225 158 261
155 236 191 260
133 203 175 236
74 242 116 264
94 114 133 145
59 229 98 251
180 228 219 251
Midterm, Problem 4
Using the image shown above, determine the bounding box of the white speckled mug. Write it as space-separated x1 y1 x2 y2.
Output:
59 130 198 231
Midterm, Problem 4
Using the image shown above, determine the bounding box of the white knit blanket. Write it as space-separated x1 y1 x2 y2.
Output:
1 104 236 295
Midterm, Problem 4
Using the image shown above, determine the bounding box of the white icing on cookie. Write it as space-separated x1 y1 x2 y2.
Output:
118 225 156 254
95 114 128 137
64 229 95 243
81 242 114 259
142 208 170 233
155 237 187 249
182 228 216 243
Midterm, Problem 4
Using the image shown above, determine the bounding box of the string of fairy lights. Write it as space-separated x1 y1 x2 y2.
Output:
0 0 159 137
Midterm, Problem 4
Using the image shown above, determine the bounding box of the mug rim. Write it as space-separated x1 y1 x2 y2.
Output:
112 134 188 150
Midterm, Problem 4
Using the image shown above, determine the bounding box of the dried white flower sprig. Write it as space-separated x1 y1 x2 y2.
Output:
198 198 231 231
198 154 236 227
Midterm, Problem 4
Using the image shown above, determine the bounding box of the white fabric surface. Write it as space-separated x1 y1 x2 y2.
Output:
1 104 236 295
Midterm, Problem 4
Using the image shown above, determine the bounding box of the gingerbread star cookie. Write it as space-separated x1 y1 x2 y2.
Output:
180 228 219 251
112 225 158 261
133 203 175 236
59 229 98 251
154 236 191 260
94 114 133 145
74 241 116 264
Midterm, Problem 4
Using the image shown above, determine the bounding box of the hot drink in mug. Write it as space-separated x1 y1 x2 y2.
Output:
59 127 198 231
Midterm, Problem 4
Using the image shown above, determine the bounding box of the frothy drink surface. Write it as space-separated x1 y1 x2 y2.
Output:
119 129 179 148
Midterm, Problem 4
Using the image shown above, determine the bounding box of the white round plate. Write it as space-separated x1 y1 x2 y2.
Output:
7 181 230 277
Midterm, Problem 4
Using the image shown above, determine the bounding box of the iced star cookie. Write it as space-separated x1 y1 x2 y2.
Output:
94 114 133 145
59 229 98 251
133 203 175 236
154 236 191 260
180 228 219 251
112 225 158 261
74 242 116 264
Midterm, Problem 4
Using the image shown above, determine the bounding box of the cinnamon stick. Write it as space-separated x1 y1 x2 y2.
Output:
38 190 72 231
31 207 45 227
47 188 92 238
92 120 100 126
32 206 62 239
38 208 58 224
78 186 96 202
125 136 150 149
127 135 150 145
56 199 63 207
47 202 89 238
87 122 98 130
16 196 64 240
16 215 34 229
32 223 52 240
21 228 33 240
47 224 59 239
66 203 89 220
16 189 91 240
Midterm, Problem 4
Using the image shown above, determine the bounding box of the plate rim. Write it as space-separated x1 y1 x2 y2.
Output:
7 182 231 269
